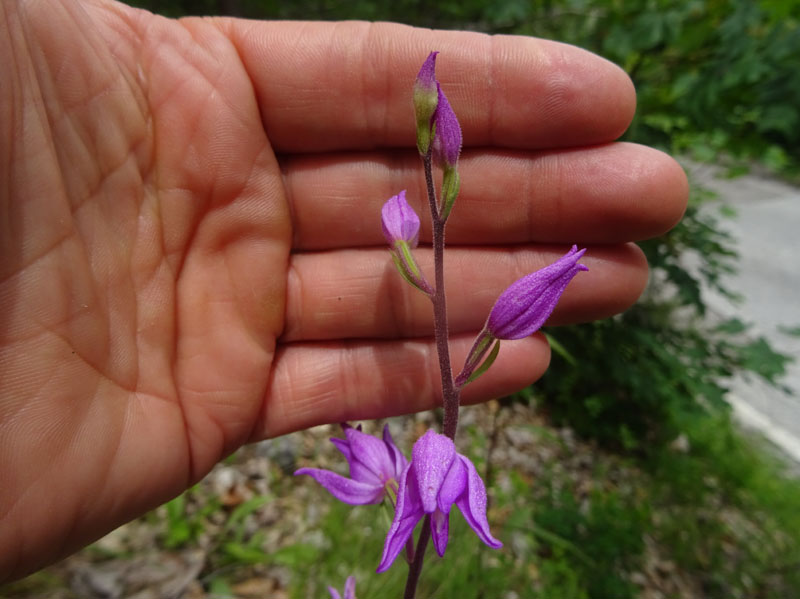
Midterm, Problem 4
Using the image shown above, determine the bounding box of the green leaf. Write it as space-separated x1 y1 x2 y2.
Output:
269 543 321 568
207 577 235 598
779 324 800 338
715 318 748 335
546 332 577 366
222 542 269 564
223 496 270 542
466 340 501 384
739 337 793 384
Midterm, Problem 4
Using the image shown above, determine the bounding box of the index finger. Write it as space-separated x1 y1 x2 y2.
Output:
224 21 635 153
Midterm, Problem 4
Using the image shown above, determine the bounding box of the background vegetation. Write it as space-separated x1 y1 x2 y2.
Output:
5 1 799 598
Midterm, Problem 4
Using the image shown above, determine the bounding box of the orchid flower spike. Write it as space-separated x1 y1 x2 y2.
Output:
488 245 588 340
328 576 357 599
295 424 407 505
377 431 502 572
381 191 433 295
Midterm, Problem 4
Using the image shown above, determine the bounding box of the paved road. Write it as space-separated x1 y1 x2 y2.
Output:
684 162 800 464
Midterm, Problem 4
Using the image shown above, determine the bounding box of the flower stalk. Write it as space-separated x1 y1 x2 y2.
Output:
303 51 589 599
423 149 461 441
399 89 463 599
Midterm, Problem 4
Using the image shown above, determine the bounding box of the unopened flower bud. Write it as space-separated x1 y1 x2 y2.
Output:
487 246 588 340
431 83 462 170
413 52 439 156
381 191 433 295
381 190 420 247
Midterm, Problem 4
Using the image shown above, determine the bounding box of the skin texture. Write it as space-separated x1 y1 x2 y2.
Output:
0 0 687 582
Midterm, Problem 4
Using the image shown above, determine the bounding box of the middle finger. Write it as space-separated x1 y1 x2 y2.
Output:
282 243 646 342
281 142 686 250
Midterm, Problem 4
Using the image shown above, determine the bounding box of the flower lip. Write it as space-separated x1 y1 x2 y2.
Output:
412 430 456 513
487 245 588 340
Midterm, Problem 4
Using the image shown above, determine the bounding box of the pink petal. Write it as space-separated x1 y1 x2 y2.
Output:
377 463 424 572
294 468 384 505
345 426 398 484
454 456 503 549
430 508 450 557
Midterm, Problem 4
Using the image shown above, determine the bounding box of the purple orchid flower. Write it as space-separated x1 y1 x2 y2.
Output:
488 245 588 340
295 424 407 505
377 430 502 573
328 576 357 599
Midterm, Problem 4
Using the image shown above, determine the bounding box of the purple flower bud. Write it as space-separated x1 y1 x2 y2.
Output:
295 424 408 506
381 191 433 295
487 245 588 340
381 190 420 248
413 52 439 155
415 51 438 97
328 576 357 599
431 83 462 169
377 430 502 573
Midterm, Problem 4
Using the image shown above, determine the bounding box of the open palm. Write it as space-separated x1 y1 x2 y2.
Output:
0 0 686 581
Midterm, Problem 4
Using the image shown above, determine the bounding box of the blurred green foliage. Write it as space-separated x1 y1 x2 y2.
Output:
539 190 793 451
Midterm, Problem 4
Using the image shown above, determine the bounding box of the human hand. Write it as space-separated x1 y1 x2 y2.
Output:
0 0 686 581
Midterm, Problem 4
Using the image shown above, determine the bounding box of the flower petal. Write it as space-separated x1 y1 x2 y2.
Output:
344 576 357 599
328 587 342 599
330 437 352 462
382 424 409 478
344 426 398 484
377 463 424 572
328 437 380 486
430 508 450 557
437 451 466 513
294 468 384 505
454 455 503 549
412 430 456 514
